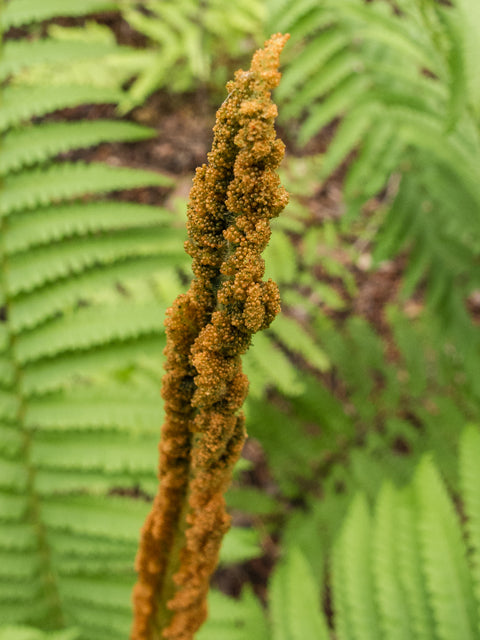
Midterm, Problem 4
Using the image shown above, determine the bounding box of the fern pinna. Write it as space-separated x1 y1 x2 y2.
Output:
132 33 289 640
0 1 185 638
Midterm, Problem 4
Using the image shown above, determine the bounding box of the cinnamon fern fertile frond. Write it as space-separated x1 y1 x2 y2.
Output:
132 33 289 640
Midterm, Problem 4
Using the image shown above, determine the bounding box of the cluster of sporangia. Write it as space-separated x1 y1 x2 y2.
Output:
131 34 289 640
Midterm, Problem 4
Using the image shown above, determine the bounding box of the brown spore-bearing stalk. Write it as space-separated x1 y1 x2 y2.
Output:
132 33 289 640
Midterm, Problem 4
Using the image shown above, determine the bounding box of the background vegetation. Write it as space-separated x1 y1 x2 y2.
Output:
1 0 479 638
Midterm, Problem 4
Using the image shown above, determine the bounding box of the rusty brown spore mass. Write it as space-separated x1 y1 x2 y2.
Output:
132 33 289 640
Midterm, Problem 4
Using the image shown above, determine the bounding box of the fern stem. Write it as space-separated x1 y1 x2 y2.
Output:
0 214 65 628
131 34 289 640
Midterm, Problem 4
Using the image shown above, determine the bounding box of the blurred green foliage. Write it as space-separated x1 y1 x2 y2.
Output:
1 0 480 638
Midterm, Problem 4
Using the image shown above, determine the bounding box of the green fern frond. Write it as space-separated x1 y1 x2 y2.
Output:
244 331 303 397
25 390 163 433
269 314 329 372
414 457 477 639
372 484 414 639
8 257 182 332
0 86 123 132
1 0 118 29
6 230 181 295
4 202 172 253
14 301 166 364
460 426 480 618
197 587 269 640
31 431 156 476
0 163 172 216
0 627 79 640
270 546 329 640
0 40 127 81
21 336 165 395
0 122 156 175
334 494 382 640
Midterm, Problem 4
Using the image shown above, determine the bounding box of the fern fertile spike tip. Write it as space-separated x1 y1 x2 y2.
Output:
131 33 289 640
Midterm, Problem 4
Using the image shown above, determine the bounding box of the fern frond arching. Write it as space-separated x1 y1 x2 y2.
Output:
0 163 172 217
14 301 166 364
1 0 118 29
373 483 414 640
8 256 182 333
0 39 125 81
334 494 382 640
459 426 480 623
4 202 173 253
0 86 123 132
6 229 181 295
0 121 155 175
269 547 330 640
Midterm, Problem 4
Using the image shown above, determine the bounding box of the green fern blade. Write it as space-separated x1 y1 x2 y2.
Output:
282 50 355 121
460 426 480 625
49 529 135 560
0 163 173 217
31 431 157 476
0 550 41 579
263 229 297 285
197 588 269 640
0 522 37 552
9 257 181 332
1 0 118 28
332 539 355 640
0 40 128 82
0 426 23 458
373 178 417 263
25 390 162 433
373 483 414 639
326 0 436 67
59 575 133 611
288 9 336 46
0 357 15 387
0 459 28 492
42 495 149 542
65 604 131 639
0 627 79 640
14 301 166 364
246 332 303 397
0 491 28 521
268 0 320 38
415 456 478 640
0 391 20 420
0 580 42 603
335 494 382 640
0 599 52 626
0 326 8 351
0 86 123 132
269 314 329 372
456 0 480 107
320 102 375 180
269 546 330 640
35 468 157 497
344 119 400 201
277 29 348 100
5 201 172 254
22 336 165 395
6 230 182 296
0 122 156 176
299 74 370 145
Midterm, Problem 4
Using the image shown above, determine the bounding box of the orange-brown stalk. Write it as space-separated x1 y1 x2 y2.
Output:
131 33 289 640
